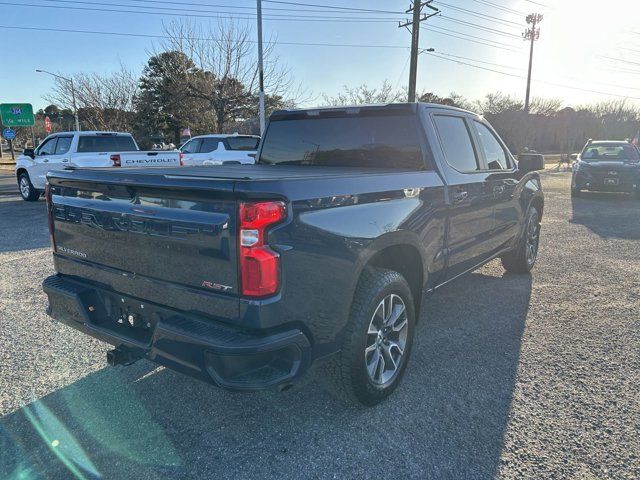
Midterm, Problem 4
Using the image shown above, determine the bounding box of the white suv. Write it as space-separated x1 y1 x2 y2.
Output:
179 134 260 166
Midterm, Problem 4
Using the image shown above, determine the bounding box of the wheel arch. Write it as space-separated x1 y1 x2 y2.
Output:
353 233 427 319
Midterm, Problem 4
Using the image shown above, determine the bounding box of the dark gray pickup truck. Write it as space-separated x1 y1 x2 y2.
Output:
43 103 544 406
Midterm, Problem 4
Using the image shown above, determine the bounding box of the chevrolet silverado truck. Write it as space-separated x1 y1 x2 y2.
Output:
42 103 544 406
16 131 181 201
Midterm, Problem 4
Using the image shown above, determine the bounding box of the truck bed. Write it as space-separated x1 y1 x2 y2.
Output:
56 164 415 182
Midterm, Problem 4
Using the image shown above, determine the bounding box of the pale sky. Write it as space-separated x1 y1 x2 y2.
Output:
1 0 639 110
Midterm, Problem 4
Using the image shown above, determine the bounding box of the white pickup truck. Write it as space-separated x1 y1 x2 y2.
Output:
15 131 182 201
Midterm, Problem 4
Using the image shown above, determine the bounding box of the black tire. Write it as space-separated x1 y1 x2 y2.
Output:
501 206 541 273
18 172 40 201
322 267 416 407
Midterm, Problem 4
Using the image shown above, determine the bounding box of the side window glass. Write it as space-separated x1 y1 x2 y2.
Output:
55 136 73 155
38 137 57 156
200 138 220 153
181 139 201 154
433 115 479 172
473 121 509 170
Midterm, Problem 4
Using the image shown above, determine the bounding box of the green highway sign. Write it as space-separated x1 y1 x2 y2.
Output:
0 103 35 127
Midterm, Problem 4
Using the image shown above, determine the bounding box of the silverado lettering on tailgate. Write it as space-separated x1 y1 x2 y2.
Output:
53 205 222 240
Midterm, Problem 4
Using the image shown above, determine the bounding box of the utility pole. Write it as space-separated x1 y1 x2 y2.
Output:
399 1 439 102
256 0 266 135
523 13 543 113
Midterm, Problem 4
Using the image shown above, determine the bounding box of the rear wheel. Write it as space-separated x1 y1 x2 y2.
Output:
18 173 40 201
501 206 541 273
322 268 415 406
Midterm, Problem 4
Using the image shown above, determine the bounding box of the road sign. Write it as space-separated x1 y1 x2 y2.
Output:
45 116 51 133
2 128 16 140
0 103 35 127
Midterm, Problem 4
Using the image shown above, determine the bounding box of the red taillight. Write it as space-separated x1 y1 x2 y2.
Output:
110 154 121 167
179 152 184 166
239 201 286 297
45 183 56 251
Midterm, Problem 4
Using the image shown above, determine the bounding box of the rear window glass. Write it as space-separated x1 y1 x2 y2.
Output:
77 135 137 153
259 115 426 170
225 136 260 151
581 144 640 161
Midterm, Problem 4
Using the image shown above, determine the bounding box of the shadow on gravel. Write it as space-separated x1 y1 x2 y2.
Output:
0 197 49 253
0 270 531 480
570 192 640 240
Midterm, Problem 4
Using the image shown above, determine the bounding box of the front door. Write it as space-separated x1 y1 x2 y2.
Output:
31 136 58 189
470 120 520 251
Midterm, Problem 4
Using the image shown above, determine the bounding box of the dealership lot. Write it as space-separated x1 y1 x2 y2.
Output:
0 171 638 479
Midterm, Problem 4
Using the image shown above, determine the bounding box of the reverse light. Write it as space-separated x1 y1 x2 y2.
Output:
239 201 286 297
110 154 121 167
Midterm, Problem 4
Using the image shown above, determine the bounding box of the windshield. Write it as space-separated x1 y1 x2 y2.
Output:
580 144 640 162
259 114 426 170
77 135 138 153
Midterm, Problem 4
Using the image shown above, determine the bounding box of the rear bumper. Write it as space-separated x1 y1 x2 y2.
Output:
43 274 311 390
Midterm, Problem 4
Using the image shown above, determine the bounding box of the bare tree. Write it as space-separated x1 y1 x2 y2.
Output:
156 19 301 132
45 63 138 131
322 80 406 106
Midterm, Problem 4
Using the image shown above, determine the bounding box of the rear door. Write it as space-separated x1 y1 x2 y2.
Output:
430 113 497 279
470 120 520 250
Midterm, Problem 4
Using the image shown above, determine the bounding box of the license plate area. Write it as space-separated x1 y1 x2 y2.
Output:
604 178 619 185
90 291 158 344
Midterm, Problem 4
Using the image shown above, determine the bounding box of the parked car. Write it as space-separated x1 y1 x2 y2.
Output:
572 140 640 198
42 103 544 406
179 133 260 166
15 131 182 201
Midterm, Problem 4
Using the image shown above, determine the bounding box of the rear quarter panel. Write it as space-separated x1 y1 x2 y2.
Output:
236 171 447 348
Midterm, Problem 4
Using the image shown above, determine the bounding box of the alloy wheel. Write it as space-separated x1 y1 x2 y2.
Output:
365 294 409 385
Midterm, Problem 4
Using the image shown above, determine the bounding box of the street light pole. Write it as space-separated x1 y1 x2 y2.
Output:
36 69 81 131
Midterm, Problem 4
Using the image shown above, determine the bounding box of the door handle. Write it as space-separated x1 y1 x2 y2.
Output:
62 159 69 163
42 159 49 163
452 190 468 204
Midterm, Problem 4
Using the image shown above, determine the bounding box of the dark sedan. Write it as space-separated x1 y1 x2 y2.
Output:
571 140 640 198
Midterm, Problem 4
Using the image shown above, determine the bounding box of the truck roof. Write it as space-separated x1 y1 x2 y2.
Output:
270 102 477 119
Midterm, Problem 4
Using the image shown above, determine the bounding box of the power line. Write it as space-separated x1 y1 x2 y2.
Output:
432 1 523 27
436 15 521 38
426 53 640 100
469 0 525 17
262 0 403 15
426 25 522 51
115 0 405 16
0 24 409 48
0 1 402 22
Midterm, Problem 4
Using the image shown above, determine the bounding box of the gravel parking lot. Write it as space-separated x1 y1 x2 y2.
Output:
0 171 638 479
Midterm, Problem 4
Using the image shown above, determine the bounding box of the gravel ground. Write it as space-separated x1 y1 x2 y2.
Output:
0 172 638 479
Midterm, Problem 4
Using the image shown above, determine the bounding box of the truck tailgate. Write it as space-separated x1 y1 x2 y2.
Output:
119 151 181 167
47 172 239 314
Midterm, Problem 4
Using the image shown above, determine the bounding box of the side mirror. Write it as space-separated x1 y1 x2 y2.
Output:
23 148 35 159
518 153 545 174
